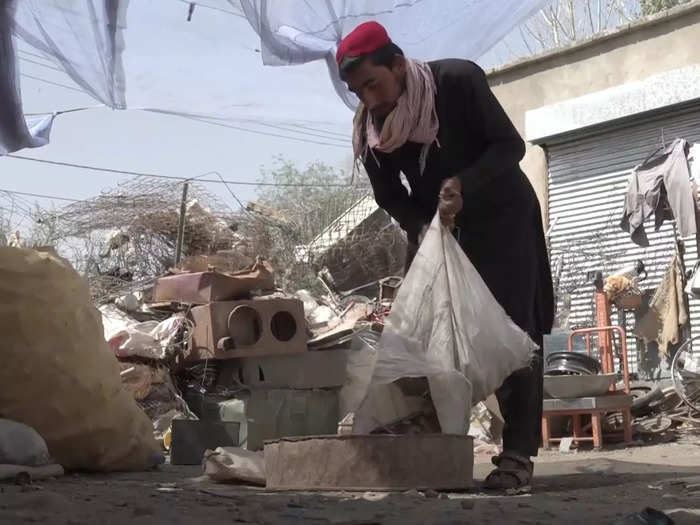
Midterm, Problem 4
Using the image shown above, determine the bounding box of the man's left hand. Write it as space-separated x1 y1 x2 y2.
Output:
439 177 463 230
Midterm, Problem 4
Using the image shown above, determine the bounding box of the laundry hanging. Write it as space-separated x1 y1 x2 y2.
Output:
620 138 697 246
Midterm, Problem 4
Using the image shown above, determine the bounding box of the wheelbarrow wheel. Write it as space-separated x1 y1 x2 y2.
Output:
671 336 700 412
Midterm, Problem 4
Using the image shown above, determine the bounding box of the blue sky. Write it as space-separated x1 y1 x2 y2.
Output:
2 0 546 233
3 0 354 231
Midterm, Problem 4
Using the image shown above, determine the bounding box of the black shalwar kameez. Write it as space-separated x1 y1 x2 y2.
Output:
362 59 554 458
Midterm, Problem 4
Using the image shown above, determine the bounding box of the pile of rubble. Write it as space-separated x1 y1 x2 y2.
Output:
99 256 406 466
626 379 700 441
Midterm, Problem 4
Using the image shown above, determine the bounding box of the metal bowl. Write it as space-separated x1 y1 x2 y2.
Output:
543 373 617 399
545 352 602 376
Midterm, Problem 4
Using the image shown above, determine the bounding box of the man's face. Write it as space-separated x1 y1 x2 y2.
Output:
345 57 405 119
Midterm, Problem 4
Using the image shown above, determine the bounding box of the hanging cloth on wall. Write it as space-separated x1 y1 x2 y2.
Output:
620 138 696 246
634 251 688 357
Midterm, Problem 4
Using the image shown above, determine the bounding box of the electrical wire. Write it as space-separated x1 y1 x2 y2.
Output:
0 190 34 210
169 113 350 149
16 49 54 62
287 122 350 139
139 108 351 144
213 172 256 220
4 155 356 188
0 194 35 217
18 56 65 74
23 106 104 117
13 101 350 149
0 188 80 203
208 117 350 143
165 111 351 141
20 73 86 94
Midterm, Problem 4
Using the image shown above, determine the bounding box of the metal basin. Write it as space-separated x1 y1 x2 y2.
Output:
545 352 602 376
543 373 617 399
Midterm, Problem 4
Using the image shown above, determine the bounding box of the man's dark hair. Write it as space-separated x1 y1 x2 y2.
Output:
339 42 404 81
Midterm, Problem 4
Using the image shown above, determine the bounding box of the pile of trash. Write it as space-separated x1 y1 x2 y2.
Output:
626 379 699 441
0 247 162 476
0 220 534 485
97 252 404 465
87 213 538 488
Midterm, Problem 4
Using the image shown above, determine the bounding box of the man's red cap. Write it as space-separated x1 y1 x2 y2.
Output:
336 21 391 68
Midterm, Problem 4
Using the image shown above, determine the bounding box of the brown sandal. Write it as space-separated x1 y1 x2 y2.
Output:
482 451 533 492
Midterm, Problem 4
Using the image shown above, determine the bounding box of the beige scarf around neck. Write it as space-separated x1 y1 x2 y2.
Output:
353 57 439 174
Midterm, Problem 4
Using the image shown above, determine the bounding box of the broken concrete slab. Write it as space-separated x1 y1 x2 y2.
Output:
210 389 340 452
264 434 474 491
217 349 348 390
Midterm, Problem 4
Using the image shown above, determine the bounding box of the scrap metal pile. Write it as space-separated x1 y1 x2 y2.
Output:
99 255 403 465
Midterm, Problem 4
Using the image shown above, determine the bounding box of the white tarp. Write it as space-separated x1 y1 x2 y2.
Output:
1 0 547 154
355 214 538 435
240 0 549 109
0 0 127 154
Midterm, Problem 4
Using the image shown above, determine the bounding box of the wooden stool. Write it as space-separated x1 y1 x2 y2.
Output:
542 326 633 450
541 394 633 449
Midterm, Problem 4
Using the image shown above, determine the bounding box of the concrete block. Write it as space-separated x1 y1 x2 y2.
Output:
215 389 339 451
217 349 348 390
188 299 307 360
265 434 474 490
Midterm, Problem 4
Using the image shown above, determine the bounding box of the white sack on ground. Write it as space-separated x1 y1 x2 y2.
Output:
0 419 51 467
0 418 65 481
201 447 266 486
355 214 537 435
0 248 162 471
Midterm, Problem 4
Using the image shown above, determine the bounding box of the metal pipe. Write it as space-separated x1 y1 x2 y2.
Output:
175 182 189 266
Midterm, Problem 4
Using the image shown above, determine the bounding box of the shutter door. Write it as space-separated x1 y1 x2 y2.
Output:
546 103 700 377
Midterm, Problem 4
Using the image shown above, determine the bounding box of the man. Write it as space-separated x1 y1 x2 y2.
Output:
337 21 554 490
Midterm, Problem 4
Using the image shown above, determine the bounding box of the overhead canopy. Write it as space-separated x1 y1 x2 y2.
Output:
1 0 548 155
240 0 549 108
0 0 127 154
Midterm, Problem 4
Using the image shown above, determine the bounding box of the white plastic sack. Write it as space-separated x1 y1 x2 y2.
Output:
0 247 161 471
201 447 266 486
108 315 184 360
99 303 138 340
358 214 537 435
0 419 51 467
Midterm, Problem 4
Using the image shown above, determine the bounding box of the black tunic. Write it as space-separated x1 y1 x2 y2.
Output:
363 59 554 343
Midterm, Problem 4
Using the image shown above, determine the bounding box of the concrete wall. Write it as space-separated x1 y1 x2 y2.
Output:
486 1 700 224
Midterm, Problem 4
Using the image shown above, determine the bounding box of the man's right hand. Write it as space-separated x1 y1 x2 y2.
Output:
439 177 463 230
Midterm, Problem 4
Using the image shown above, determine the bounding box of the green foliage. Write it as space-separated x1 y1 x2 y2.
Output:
640 0 683 16
242 157 372 293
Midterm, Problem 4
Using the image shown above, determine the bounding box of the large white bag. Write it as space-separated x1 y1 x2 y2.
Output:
0 248 161 471
356 214 537 435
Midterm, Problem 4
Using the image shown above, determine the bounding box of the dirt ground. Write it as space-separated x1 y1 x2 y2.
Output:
1 438 699 524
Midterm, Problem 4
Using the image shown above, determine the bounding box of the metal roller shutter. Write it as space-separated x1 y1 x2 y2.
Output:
545 103 700 377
